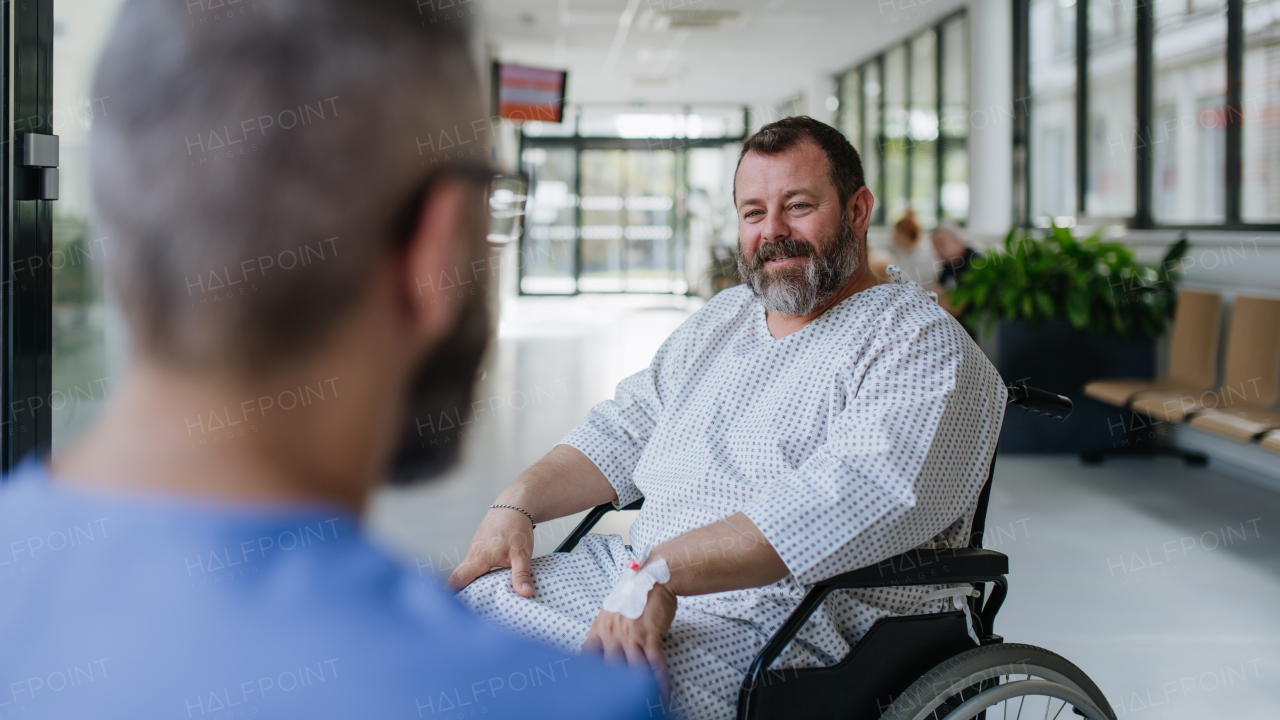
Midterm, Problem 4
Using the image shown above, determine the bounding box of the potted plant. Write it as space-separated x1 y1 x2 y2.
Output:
950 225 1188 452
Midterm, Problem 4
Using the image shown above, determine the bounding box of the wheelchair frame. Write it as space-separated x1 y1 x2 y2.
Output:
552 383 1094 720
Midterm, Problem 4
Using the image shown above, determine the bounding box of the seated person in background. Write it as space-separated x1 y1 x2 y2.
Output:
933 222 983 320
868 206 938 290
449 116 1006 720
0 1 656 718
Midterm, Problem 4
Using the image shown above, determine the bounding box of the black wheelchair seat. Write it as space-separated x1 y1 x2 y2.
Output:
745 612 977 719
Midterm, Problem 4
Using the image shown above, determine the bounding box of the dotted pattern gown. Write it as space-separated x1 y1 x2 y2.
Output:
458 272 1006 720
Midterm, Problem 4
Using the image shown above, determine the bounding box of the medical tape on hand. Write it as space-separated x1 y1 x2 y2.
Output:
602 558 671 619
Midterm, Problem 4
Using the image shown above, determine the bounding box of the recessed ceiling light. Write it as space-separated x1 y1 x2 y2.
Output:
654 10 740 30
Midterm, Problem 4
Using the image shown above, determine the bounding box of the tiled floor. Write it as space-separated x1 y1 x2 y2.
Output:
369 294 1280 719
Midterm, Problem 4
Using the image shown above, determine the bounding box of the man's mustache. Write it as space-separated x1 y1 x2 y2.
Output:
752 238 817 267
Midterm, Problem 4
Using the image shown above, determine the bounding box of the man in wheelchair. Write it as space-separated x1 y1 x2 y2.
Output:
449 116 1006 720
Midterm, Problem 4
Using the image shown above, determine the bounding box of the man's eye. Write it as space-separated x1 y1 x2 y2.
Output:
791 203 808 211
745 210 761 218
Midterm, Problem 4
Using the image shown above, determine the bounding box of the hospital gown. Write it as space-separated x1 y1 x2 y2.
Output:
458 273 1006 720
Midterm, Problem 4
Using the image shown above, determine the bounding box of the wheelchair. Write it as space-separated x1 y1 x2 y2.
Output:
554 384 1116 720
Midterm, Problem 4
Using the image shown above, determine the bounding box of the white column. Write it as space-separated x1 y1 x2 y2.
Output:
967 0 1013 239
806 75 838 126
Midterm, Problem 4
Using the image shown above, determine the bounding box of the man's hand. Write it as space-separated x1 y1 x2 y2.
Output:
582 582 677 699
446 507 536 597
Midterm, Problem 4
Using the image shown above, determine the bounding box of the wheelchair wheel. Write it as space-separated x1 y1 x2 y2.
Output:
879 643 1116 720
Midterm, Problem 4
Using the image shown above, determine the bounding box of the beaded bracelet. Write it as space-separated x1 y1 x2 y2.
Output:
490 504 536 530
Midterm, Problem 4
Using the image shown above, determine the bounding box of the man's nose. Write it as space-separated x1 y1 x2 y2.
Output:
760 210 790 243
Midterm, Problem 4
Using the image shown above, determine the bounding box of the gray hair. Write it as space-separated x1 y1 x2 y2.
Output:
91 0 486 371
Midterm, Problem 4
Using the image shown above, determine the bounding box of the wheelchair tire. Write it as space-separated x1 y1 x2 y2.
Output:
878 643 1116 720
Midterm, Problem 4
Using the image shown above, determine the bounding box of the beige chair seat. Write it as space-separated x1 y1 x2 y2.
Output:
1188 407 1280 442
1129 391 1208 423
1081 289 1222 411
1261 430 1280 456
1084 379 1180 407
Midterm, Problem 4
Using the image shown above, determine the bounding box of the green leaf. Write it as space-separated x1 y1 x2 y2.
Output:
1035 291 1055 317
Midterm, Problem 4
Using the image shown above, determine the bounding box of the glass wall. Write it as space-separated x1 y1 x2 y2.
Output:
836 11 967 228
910 32 939 226
52 0 129 452
1087 0 1137 218
1020 0 1279 229
940 14 971 223
1242 0 1280 222
864 61 885 225
1152 0 1227 224
521 147 578 294
519 106 746 295
1029 0 1078 221
883 46 910 225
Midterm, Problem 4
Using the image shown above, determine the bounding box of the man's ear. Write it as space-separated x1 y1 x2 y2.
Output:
847 186 875 239
402 179 476 349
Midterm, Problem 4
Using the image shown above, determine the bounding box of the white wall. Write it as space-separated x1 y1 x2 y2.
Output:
967 0 1014 237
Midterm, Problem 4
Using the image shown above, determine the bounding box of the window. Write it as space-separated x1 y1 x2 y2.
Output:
1242 0 1280 222
1029 0 1078 220
1152 0 1228 223
940 14 971 223
1087 0 1137 218
51 0 130 453
1017 0 1279 229
836 11 968 227
518 106 746 295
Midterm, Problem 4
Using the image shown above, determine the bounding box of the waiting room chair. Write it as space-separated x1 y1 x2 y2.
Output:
1083 288 1221 409
1131 295 1280 425
1260 430 1280 456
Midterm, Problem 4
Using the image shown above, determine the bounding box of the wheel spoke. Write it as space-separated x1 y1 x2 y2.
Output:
1049 699 1068 720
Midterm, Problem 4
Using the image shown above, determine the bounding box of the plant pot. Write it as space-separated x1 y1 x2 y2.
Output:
994 319 1155 453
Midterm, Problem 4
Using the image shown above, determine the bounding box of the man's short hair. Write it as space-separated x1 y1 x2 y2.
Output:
92 0 485 371
734 116 866 206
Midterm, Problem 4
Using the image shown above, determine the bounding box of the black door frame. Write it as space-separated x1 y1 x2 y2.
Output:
4 0 55 471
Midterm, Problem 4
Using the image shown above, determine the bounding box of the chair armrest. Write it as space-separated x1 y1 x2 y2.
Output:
552 498 645 553
817 547 1008 590
743 548 1008 684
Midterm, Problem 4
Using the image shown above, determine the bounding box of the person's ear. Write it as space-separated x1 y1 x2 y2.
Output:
401 179 479 350
847 186 874 239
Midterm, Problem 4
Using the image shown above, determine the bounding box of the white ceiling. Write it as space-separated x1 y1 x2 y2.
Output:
483 0 968 110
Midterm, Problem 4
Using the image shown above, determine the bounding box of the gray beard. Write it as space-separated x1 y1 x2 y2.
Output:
736 215 861 316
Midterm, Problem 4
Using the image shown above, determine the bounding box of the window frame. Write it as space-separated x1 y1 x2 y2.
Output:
4 0 55 471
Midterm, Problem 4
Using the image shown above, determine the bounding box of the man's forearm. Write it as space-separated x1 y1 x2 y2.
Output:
646 512 789 597
495 444 618 523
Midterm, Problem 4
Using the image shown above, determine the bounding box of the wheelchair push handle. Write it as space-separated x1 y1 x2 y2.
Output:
1007 383 1072 421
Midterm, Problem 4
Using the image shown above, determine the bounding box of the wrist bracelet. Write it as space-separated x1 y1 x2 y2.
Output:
490 504 536 530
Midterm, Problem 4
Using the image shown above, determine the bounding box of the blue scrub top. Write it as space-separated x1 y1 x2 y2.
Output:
0 462 659 719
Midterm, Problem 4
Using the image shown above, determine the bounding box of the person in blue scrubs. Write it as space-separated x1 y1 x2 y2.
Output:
0 1 659 718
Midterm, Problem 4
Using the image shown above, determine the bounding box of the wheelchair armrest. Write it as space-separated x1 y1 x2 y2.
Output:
817 547 1008 590
744 548 1008 685
552 498 645 554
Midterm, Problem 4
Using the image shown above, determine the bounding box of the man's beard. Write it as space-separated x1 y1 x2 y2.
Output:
385 285 490 485
736 214 861 316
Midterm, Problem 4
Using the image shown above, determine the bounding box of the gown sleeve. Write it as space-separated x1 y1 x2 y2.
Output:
742 312 1005 585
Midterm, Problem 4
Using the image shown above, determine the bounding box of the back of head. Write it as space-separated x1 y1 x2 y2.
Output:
91 0 485 372
894 208 920 248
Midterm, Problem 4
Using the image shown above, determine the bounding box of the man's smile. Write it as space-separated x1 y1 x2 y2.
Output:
764 255 807 269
